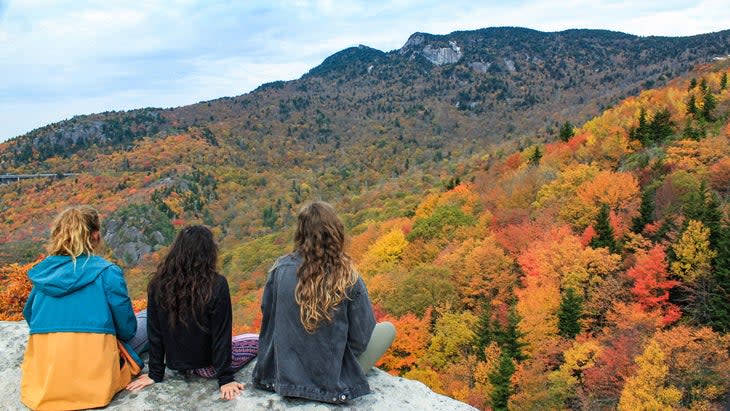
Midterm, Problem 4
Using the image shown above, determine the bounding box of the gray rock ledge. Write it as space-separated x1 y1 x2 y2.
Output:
0 322 476 410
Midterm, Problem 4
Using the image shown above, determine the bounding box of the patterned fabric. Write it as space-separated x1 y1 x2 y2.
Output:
193 334 259 378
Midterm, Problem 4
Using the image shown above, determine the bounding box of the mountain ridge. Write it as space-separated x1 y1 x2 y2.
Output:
3 26 730 170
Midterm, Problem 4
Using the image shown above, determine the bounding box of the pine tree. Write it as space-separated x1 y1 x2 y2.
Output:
632 107 650 144
480 304 526 410
699 78 709 93
708 226 730 332
688 78 697 90
683 181 722 248
475 302 526 361
496 306 527 361
701 92 716 122
648 108 673 143
632 188 655 233
683 118 702 140
489 352 516 411
529 146 542 167
557 287 583 339
475 301 493 360
559 121 575 142
721 72 728 91
591 203 618 253
686 94 697 116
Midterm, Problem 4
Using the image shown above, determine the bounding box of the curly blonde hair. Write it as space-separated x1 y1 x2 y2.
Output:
48 206 100 260
294 202 358 333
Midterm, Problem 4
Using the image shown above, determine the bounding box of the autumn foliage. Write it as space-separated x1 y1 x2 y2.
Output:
2 59 730 410
0 260 35 320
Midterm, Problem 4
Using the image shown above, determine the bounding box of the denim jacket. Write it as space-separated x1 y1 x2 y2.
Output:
252 253 376 403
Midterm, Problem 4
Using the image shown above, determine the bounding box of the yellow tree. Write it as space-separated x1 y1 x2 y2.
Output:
548 338 602 408
653 325 730 409
533 163 600 210
671 220 717 282
359 228 409 277
618 340 682 411
516 273 560 357
424 310 478 370
562 170 640 229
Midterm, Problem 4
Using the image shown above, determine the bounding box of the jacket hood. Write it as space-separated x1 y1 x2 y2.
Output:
28 255 111 297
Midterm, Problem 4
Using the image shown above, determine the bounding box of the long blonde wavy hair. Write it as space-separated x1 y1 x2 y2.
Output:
294 201 358 333
48 206 101 260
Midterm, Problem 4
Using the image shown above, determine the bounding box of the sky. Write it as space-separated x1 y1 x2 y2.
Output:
1 0 729 142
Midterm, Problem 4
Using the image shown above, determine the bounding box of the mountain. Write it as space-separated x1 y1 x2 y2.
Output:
3 27 730 168
2 27 730 263
2 26 730 411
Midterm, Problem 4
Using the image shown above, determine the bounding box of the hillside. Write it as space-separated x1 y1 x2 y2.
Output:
2 27 730 266
1 27 730 410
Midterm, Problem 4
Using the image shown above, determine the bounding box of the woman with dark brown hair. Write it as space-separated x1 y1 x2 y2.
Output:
253 201 395 403
126 225 258 400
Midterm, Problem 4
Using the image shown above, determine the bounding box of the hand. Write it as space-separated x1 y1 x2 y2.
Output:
220 381 245 400
126 374 155 392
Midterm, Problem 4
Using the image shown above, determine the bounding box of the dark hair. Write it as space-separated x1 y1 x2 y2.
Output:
148 225 218 329
294 201 357 333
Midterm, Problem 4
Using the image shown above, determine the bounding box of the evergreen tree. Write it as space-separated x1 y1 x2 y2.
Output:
489 352 516 411
701 92 716 122
262 205 278 229
494 306 527 361
591 203 618 253
475 302 526 361
682 118 702 140
683 181 722 248
707 226 730 332
631 107 650 144
648 108 673 143
529 146 542 167
632 187 655 233
721 72 728 91
699 78 709 93
474 301 493 360
559 121 575 142
688 78 697 90
557 287 583 339
686 94 697 116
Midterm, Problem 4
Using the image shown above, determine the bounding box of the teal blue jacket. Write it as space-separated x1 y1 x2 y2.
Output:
23 255 143 367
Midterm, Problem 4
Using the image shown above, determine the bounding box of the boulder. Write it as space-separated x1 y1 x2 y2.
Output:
0 322 476 410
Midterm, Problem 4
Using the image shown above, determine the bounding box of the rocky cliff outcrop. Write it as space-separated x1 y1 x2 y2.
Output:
0 322 476 410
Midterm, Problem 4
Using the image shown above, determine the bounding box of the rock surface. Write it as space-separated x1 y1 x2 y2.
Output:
0 322 476 410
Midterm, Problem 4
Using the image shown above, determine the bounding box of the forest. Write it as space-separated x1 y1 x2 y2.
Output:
2 56 730 410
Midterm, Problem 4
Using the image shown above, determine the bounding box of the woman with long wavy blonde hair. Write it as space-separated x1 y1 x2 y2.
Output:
253 201 395 404
20 206 144 410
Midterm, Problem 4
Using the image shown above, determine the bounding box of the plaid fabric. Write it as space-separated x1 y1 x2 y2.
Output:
193 334 259 378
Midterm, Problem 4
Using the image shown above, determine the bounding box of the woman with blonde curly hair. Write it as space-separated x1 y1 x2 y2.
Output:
21 205 144 410
253 201 395 403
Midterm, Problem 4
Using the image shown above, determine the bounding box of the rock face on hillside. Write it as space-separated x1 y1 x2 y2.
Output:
103 203 175 266
0 322 476 410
